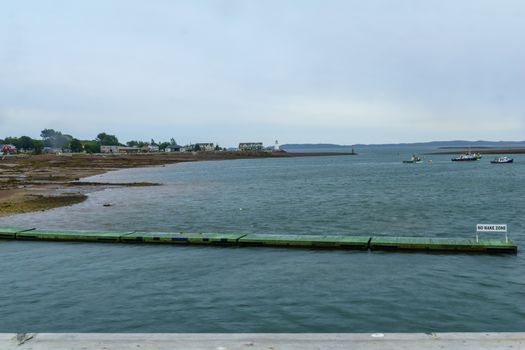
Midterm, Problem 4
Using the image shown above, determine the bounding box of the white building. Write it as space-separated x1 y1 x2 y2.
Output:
239 142 264 151
101 145 142 153
100 145 120 153
195 143 215 151
117 146 140 153
141 144 160 152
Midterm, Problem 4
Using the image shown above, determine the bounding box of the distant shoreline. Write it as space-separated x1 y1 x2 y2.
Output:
282 141 525 150
425 148 525 155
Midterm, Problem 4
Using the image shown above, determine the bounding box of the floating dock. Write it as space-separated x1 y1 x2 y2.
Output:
0 227 517 254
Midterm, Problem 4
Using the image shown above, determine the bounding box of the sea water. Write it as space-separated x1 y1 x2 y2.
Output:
1 147 524 332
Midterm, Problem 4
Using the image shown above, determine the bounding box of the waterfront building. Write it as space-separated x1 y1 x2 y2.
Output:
117 146 140 154
239 142 264 151
195 143 215 151
141 144 160 152
100 145 120 153
166 144 182 152
1 144 17 154
101 146 141 154
42 147 62 154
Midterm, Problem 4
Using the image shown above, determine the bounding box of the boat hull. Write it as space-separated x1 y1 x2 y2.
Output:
451 158 480 161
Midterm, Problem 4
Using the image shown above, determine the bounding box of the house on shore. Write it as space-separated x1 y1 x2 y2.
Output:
100 145 120 153
141 144 160 152
42 147 62 154
166 144 183 152
1 144 17 154
239 142 264 151
195 143 215 151
117 146 140 154
101 146 140 154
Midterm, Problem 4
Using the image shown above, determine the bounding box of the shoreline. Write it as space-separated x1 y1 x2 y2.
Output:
425 147 525 155
0 151 355 217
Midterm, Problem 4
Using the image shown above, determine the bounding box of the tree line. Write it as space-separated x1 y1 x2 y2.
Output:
1 129 179 154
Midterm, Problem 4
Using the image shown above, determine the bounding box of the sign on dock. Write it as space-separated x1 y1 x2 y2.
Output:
477 224 507 232
477 224 508 242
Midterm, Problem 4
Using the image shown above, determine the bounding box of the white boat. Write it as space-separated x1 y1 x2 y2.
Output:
451 152 481 161
491 156 513 164
403 155 422 163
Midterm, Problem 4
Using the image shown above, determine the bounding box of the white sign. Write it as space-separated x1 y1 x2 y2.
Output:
476 224 508 242
477 224 507 232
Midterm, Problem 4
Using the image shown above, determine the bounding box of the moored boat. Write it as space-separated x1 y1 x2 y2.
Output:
451 152 481 161
403 155 422 163
491 156 513 164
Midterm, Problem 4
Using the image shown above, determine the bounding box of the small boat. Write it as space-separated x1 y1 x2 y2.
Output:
403 155 422 163
451 152 481 161
491 156 513 164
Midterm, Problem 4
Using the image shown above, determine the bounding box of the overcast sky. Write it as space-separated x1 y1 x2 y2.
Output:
1 0 524 146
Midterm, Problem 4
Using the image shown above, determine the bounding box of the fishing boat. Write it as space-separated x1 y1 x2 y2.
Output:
451 152 481 161
491 156 513 164
403 155 422 163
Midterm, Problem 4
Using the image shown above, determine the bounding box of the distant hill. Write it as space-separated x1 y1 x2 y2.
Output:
354 140 525 148
281 141 525 150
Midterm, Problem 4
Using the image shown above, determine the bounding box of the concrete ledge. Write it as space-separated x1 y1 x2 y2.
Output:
1 333 524 350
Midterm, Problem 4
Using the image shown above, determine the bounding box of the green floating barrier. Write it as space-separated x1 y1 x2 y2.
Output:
370 236 517 253
187 233 245 245
120 232 190 243
0 227 517 254
121 232 245 245
0 227 34 239
239 234 371 249
16 229 129 243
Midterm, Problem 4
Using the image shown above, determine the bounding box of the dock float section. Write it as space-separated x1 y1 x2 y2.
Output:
0 227 517 254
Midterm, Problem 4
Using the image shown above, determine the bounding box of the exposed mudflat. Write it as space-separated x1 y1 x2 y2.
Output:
0 151 350 216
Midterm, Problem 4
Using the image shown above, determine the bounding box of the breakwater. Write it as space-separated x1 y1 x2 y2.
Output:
0 227 517 254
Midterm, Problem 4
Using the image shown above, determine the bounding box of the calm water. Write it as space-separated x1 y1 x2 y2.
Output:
1 148 524 332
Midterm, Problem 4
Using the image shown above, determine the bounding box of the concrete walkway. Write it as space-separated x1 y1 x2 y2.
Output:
1 333 524 350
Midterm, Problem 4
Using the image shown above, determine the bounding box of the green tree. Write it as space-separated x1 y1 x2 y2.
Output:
96 132 119 146
84 141 101 153
32 140 44 154
69 138 83 153
159 142 170 151
18 136 34 150
40 129 71 149
40 129 59 139
4 137 18 147
127 140 145 148
41 129 59 147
